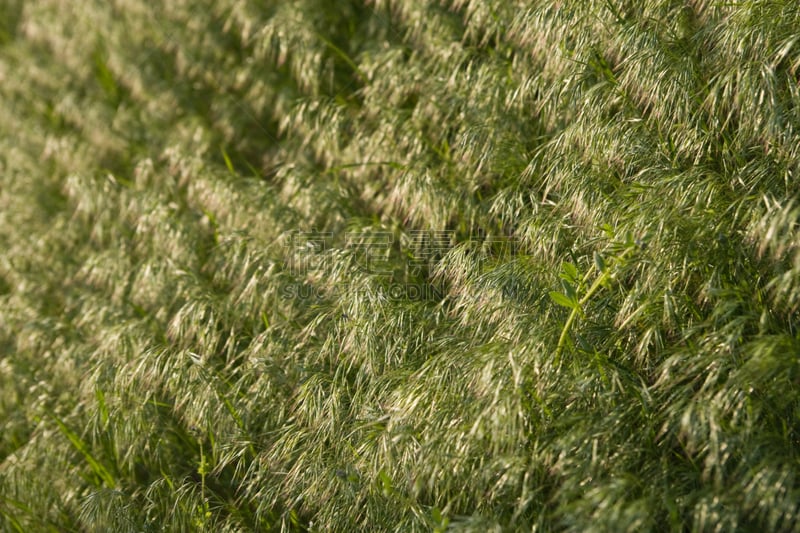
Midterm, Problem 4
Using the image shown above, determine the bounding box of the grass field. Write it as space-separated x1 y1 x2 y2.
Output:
1 1 800 531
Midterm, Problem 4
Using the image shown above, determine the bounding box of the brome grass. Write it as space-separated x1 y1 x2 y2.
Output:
1 1 799 531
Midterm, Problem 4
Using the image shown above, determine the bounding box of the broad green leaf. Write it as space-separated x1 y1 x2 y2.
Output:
550 291 577 309
560 262 579 284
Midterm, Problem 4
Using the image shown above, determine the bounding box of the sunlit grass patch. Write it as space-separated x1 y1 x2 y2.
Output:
1 1 800 531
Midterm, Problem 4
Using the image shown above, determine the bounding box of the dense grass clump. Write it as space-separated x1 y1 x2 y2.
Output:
1 1 800 531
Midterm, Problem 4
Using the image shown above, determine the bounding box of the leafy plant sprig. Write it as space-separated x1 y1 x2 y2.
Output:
550 232 642 365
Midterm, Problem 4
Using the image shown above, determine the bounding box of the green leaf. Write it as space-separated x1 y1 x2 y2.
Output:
594 251 606 273
550 291 577 309
560 262 580 284
220 146 236 175
561 279 577 300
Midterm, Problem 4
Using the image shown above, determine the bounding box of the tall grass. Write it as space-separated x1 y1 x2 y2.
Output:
1 0 799 531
